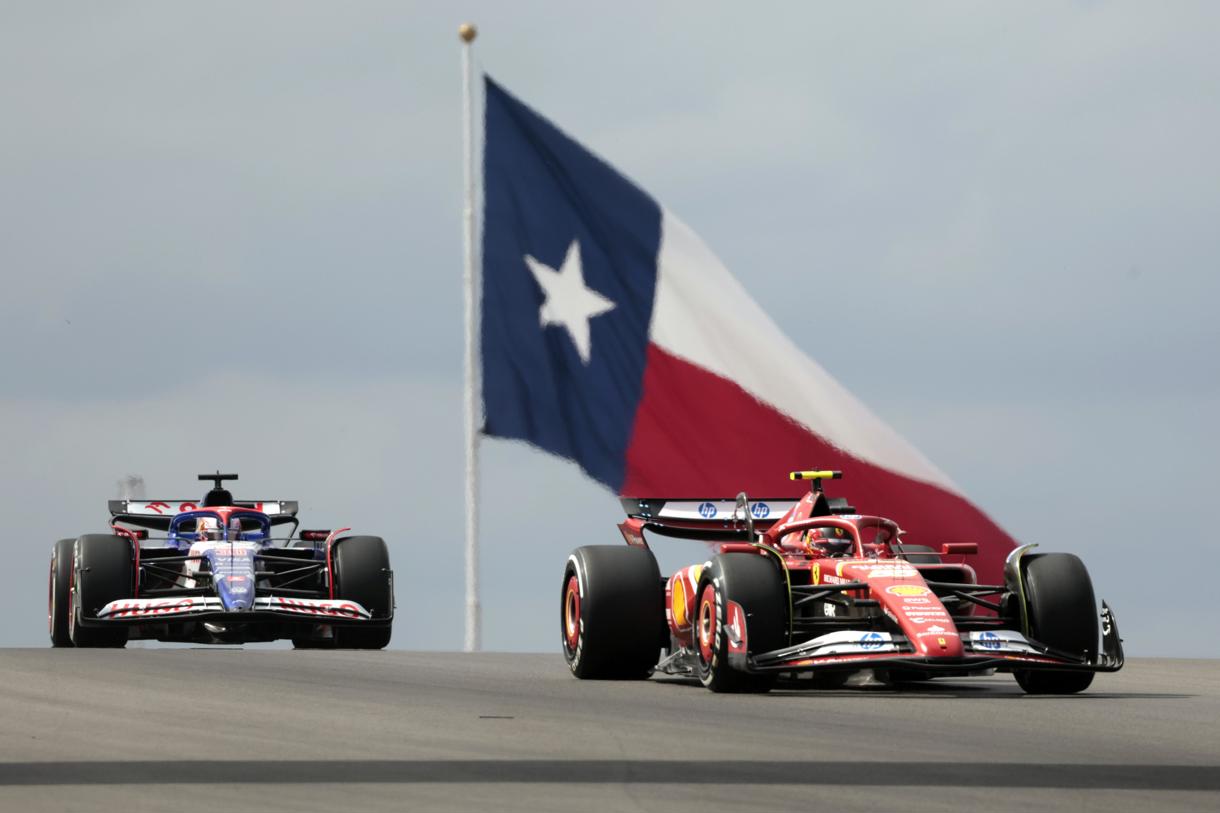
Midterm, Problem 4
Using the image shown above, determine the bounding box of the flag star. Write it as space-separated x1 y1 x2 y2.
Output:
523 240 616 364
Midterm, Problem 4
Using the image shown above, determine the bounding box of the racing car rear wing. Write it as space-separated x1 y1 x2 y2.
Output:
108 499 300 531
618 494 856 543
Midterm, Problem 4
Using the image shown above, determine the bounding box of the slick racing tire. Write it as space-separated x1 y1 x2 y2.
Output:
695 553 787 694
330 536 393 650
1015 553 1097 695
48 538 75 647
70 534 130 648
562 546 665 680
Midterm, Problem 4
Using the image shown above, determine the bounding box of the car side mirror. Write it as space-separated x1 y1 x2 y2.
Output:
941 542 978 556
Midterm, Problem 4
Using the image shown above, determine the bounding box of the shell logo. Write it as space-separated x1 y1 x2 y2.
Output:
886 584 931 597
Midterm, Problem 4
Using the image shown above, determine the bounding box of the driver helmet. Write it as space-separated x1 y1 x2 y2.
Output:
228 517 243 542
195 517 222 542
803 526 853 556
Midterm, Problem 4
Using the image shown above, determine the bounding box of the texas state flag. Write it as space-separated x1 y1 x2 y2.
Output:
480 76 1016 581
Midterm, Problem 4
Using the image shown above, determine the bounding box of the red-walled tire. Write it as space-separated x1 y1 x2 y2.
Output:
562 546 664 679
1015 553 1097 695
70 534 130 648
49 538 75 647
694 553 786 694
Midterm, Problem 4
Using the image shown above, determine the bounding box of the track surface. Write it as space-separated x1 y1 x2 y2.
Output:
0 651 1216 811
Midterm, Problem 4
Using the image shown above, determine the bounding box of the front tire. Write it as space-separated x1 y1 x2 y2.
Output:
562 546 664 679
331 536 393 650
695 553 787 693
70 534 130 648
49 538 75 647
1015 553 1097 695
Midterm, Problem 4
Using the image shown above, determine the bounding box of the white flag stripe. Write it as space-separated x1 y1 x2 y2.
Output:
649 210 957 494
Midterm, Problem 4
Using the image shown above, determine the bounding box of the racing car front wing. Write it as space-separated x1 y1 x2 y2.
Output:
93 596 375 623
741 602 1124 675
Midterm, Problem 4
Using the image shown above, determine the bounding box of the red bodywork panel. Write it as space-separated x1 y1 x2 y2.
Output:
617 518 648 549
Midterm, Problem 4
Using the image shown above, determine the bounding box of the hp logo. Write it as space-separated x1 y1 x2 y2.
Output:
860 632 884 650
750 502 770 519
978 631 1002 650
698 502 718 518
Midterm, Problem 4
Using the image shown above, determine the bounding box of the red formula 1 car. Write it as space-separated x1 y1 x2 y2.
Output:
48 473 394 649
561 470 1123 693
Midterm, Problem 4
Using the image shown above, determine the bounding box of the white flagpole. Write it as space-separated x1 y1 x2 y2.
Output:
459 22 482 653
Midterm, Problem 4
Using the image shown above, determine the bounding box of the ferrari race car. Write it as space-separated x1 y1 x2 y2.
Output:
561 470 1123 693
48 473 393 649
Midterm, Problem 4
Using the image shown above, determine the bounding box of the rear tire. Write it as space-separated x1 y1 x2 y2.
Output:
562 546 664 679
49 538 75 647
695 553 787 693
331 536 393 650
1014 553 1097 695
70 534 130 648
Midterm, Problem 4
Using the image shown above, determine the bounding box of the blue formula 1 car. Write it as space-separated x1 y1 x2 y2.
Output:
48 473 394 649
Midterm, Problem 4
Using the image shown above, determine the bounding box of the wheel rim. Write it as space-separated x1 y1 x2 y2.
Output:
697 586 717 663
563 575 581 652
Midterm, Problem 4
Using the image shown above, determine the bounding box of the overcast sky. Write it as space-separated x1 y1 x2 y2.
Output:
2 2 1217 657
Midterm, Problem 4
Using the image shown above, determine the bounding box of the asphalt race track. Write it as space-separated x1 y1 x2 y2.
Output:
0 651 1216 812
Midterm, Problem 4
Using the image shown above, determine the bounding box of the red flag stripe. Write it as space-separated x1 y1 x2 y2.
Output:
623 344 1015 583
